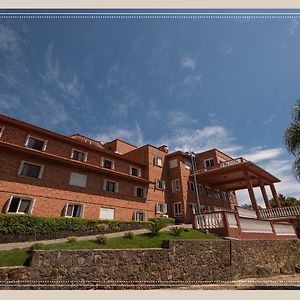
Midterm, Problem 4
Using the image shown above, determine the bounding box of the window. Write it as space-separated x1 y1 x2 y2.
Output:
101 158 114 169
64 203 84 218
71 149 87 162
190 203 198 215
130 166 141 177
156 203 167 214
100 207 115 220
134 211 145 221
6 196 34 214
134 186 146 198
155 179 165 190
204 158 215 168
184 160 192 170
171 179 180 193
174 202 182 217
153 156 163 167
207 187 213 197
188 181 195 192
169 159 178 168
25 136 47 151
18 161 44 179
0 126 4 138
69 172 87 188
198 184 205 195
103 180 118 193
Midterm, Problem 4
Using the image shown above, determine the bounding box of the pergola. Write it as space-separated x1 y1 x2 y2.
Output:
192 159 281 216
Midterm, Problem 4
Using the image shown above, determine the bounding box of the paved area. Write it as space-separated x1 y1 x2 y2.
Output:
0 224 193 251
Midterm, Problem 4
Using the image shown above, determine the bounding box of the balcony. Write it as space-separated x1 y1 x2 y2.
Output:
259 206 300 219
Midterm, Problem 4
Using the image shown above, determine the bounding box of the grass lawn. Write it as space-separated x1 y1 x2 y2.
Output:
0 229 221 267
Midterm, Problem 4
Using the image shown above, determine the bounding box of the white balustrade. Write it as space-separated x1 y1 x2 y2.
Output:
273 223 296 236
195 212 224 230
259 205 300 219
239 218 273 233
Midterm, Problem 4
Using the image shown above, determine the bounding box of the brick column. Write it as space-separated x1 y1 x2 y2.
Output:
243 169 260 217
259 179 271 209
270 183 281 208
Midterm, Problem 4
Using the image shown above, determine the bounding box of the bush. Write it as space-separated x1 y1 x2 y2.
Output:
66 236 77 243
96 234 108 244
145 219 165 237
27 242 46 253
148 217 175 228
123 231 134 239
170 227 184 237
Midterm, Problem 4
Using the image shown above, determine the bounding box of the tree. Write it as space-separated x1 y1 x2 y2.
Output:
269 193 300 208
284 99 300 179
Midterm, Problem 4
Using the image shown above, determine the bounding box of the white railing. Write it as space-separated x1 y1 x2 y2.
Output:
239 218 273 233
219 157 247 168
196 212 224 229
226 212 239 228
273 223 296 236
237 206 258 219
259 206 300 219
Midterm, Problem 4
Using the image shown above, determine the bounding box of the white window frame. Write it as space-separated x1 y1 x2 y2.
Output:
129 165 141 177
71 148 88 163
63 202 85 218
174 202 182 217
0 126 5 138
134 186 147 198
18 161 44 179
169 159 178 169
101 157 115 170
188 181 195 192
171 179 180 193
6 195 35 214
103 179 119 193
190 203 198 215
99 207 115 220
134 211 145 221
204 158 215 168
69 172 87 188
156 203 167 214
25 135 47 152
153 156 163 167
155 179 165 190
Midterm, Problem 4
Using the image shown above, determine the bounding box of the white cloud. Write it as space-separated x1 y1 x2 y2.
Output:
45 43 83 97
166 111 198 129
183 74 203 87
0 94 20 110
289 18 299 35
263 114 277 125
95 124 144 147
241 148 283 163
0 24 20 51
180 56 196 70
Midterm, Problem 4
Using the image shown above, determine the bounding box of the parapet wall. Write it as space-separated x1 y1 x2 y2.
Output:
0 240 299 289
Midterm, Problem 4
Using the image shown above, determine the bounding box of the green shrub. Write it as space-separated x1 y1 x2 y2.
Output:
27 242 46 254
170 227 184 237
96 234 108 244
145 220 165 237
148 217 175 228
66 236 77 243
123 231 134 239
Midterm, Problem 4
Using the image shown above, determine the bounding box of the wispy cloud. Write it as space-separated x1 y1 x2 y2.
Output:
0 94 21 110
94 124 144 147
218 44 234 56
0 24 20 51
289 18 299 35
241 148 283 163
263 113 277 125
166 111 198 129
45 43 83 97
180 56 196 70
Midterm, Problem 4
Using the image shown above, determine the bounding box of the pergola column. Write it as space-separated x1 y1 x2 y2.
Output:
243 169 260 217
270 183 281 208
259 179 271 209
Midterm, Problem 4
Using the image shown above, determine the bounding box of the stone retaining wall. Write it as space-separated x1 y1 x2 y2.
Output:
0 240 299 289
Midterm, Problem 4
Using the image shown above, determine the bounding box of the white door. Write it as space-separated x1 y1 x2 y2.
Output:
100 207 115 220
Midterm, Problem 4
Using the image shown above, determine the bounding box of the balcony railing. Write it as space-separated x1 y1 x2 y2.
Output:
259 206 300 219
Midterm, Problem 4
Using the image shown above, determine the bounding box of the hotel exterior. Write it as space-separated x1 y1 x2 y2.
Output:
0 114 299 239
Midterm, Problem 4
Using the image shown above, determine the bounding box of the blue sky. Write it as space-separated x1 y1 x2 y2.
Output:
0 12 299 204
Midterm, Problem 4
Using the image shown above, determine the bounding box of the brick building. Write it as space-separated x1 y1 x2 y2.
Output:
0 114 299 238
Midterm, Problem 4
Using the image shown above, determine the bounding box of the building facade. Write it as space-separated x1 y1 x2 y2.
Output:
0 114 287 225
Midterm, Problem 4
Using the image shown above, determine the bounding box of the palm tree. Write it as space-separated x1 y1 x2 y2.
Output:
284 99 300 179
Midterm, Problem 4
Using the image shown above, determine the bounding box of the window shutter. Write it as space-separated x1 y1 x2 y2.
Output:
153 157 157 165
103 180 107 191
62 203 68 216
163 204 168 214
155 203 159 213
138 168 141 177
80 204 85 218
25 136 30 147
100 158 104 167
84 153 88 163
38 165 44 178
134 186 137 197
4 196 13 213
42 140 48 151
115 182 119 193
28 198 35 214
133 211 137 221
18 161 24 175
162 181 166 190
155 180 159 189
